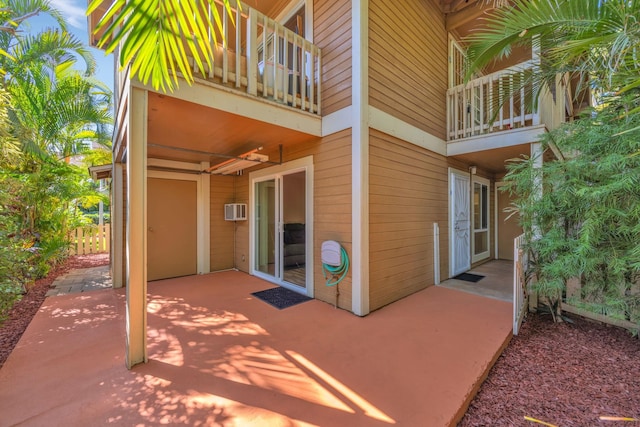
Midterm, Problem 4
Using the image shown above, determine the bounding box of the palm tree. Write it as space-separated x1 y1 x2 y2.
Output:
9 65 112 160
87 0 236 91
0 0 70 71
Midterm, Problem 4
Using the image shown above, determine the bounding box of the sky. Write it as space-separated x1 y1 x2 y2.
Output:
28 0 115 93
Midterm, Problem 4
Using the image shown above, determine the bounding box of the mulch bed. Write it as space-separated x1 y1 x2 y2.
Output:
460 312 640 427
0 254 109 369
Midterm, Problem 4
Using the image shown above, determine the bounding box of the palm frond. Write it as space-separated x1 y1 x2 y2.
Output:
88 0 238 92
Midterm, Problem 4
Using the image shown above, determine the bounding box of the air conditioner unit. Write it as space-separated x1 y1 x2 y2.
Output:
224 203 247 221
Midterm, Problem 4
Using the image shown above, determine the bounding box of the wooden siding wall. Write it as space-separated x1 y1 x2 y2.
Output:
234 173 251 273
315 0 352 115
232 130 353 310
369 0 448 140
210 175 236 271
369 129 449 311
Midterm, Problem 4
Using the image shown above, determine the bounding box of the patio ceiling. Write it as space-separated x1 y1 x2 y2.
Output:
146 92 318 165
451 143 530 175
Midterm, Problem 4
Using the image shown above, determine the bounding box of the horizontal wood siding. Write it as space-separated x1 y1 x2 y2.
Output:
369 0 447 139
210 175 236 271
369 129 448 311
233 173 251 273
315 0 352 115
232 130 353 310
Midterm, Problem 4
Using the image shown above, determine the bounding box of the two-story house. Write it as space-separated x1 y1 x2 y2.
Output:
89 0 577 367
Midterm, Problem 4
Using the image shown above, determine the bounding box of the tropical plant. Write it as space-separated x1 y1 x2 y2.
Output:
466 0 640 323
465 0 640 117
87 0 237 91
504 100 640 323
8 66 112 159
0 0 113 318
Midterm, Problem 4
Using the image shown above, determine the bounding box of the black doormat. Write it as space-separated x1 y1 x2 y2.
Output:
251 286 312 310
454 273 485 283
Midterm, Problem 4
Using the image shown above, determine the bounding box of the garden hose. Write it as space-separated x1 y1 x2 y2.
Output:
322 244 349 308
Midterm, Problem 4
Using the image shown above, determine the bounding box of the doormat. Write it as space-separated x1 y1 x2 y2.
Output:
454 273 485 283
251 287 312 310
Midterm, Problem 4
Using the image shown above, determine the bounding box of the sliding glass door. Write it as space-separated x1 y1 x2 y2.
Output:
255 179 276 277
252 165 310 294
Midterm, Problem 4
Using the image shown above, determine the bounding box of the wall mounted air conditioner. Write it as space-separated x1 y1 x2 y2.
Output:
224 203 247 221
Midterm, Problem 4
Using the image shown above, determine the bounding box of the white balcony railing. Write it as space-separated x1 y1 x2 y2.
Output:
195 0 321 115
111 1 321 115
446 60 540 141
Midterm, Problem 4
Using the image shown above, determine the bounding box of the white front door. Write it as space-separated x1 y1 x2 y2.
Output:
450 169 471 276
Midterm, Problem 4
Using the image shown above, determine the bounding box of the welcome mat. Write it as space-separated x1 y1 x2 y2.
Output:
251 287 312 310
454 273 485 283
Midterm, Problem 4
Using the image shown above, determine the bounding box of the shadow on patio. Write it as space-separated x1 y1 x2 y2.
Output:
0 271 512 426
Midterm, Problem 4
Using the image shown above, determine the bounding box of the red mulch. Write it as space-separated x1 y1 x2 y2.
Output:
0 254 109 369
460 312 640 427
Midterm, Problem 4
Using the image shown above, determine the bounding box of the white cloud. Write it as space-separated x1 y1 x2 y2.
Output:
49 0 87 30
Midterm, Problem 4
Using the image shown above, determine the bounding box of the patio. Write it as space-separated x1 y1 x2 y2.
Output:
0 271 512 426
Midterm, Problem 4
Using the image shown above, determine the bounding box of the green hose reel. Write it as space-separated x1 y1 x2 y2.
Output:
321 241 349 307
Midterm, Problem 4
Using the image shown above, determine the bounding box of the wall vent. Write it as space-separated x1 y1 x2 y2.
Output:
224 203 247 221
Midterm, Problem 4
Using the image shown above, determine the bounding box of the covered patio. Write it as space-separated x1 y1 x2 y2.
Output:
0 271 511 426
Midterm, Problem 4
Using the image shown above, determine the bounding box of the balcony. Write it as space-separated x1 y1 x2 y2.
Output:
446 59 540 142
101 0 321 116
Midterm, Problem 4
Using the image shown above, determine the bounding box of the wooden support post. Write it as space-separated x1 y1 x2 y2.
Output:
125 87 148 369
112 163 124 288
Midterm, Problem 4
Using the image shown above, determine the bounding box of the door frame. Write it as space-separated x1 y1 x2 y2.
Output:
147 159 210 275
471 175 491 263
449 167 471 277
494 181 504 259
249 156 314 296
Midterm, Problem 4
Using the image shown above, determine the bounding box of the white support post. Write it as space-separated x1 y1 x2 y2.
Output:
112 162 124 288
433 223 440 285
352 0 369 316
529 142 543 312
198 161 211 274
532 35 541 126
125 87 148 369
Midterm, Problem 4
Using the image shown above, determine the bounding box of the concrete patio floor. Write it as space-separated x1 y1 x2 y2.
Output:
0 271 512 426
438 260 513 302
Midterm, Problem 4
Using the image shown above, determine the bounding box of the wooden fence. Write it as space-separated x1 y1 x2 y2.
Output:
563 277 640 332
70 225 110 255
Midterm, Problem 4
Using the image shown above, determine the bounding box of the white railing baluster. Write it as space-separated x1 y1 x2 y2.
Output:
509 74 515 129
462 85 468 138
498 76 504 130
520 71 525 127
235 3 241 88
293 36 298 107
316 49 321 114
221 5 228 82
262 14 268 97
309 48 315 112
246 7 258 96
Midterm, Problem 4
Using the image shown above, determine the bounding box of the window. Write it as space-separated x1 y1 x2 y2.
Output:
472 178 490 262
